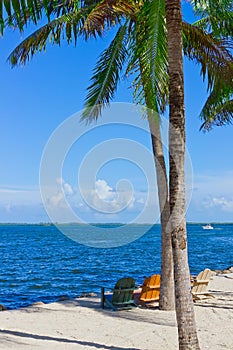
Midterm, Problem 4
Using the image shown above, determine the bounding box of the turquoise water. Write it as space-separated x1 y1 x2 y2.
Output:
0 223 232 309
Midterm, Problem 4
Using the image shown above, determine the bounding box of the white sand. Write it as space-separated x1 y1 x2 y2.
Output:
0 273 232 350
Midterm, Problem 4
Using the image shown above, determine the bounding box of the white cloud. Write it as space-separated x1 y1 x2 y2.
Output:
186 171 233 221
46 178 74 209
0 179 159 223
56 177 74 195
95 179 114 201
47 192 65 208
79 179 161 223
81 179 136 214
63 183 74 195
203 196 233 213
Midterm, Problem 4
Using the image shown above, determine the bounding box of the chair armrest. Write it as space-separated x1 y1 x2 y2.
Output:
195 279 210 283
114 287 135 292
99 285 113 309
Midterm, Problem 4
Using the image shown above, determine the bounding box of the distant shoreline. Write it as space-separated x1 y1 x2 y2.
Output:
0 222 233 226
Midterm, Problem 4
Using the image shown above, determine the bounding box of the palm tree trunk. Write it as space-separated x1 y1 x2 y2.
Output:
138 52 175 310
147 116 175 310
165 0 200 348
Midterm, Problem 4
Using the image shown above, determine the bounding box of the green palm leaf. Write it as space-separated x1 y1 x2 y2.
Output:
127 0 168 113
1 0 50 31
183 21 233 91
200 84 233 130
2 0 100 32
7 0 135 65
82 22 129 122
81 0 134 39
8 8 92 65
192 0 233 38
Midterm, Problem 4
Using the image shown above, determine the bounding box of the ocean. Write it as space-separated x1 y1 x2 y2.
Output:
0 223 232 309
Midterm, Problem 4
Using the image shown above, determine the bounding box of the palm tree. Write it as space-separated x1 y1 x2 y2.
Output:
78 0 233 314
80 0 233 318
81 1 175 310
1 0 176 310
161 0 233 347
2 0 233 347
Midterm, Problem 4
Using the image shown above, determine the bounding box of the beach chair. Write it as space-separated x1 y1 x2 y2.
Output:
192 268 215 301
139 274 160 303
101 277 137 310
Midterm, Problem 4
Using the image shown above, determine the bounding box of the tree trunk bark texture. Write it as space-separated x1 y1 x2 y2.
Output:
148 116 175 310
165 0 200 348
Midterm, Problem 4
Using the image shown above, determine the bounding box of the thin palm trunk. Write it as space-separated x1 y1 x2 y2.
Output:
147 117 175 310
165 0 200 348
138 52 175 310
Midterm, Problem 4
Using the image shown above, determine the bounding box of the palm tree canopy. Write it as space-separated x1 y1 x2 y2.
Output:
80 1 233 124
192 0 233 38
190 0 233 130
2 0 233 129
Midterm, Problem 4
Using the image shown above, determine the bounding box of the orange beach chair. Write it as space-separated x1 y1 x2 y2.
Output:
139 274 160 303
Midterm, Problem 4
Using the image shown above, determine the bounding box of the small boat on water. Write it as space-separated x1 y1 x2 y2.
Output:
202 224 214 230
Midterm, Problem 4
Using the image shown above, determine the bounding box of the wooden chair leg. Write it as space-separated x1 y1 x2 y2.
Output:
101 287 105 309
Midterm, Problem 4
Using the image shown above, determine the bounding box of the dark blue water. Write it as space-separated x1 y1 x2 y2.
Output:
0 223 232 309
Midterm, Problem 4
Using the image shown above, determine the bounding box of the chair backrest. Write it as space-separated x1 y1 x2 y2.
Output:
192 268 212 294
112 277 136 306
139 274 160 302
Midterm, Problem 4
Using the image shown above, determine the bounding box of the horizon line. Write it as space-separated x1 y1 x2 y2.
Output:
0 221 233 226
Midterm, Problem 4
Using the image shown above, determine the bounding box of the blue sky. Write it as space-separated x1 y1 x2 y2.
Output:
0 4 233 224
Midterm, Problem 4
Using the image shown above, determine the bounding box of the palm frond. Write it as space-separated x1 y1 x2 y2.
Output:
8 9 89 65
183 22 233 91
0 0 53 32
200 84 233 130
192 0 233 16
190 2 233 131
3 0 96 31
192 17 209 30
81 0 135 39
82 22 129 122
192 0 233 38
127 0 168 113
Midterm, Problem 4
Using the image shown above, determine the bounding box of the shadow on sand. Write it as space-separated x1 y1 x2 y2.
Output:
0 329 141 350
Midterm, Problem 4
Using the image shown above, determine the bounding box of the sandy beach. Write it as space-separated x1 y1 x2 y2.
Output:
0 272 232 350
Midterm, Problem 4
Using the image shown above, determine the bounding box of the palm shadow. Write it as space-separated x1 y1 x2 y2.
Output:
0 329 140 350
58 296 177 328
